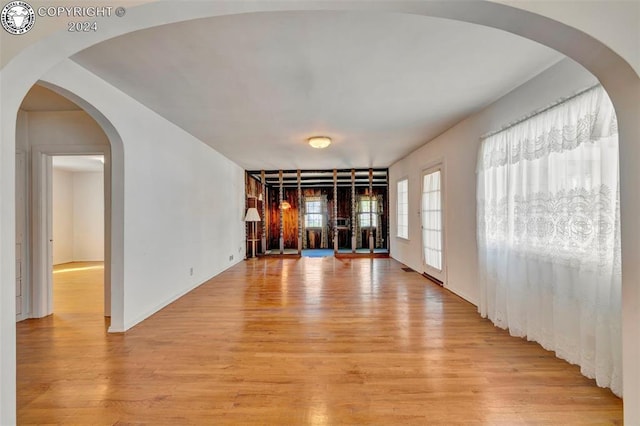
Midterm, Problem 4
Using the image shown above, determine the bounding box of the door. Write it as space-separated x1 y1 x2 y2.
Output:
31 152 54 317
421 166 445 284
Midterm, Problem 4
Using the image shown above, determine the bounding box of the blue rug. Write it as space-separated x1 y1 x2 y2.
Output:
301 249 334 258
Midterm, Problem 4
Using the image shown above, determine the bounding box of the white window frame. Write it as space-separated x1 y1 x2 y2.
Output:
397 178 409 239
358 196 377 228
304 197 323 228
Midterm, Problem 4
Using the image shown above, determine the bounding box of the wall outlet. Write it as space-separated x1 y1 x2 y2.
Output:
189 267 193 276
229 255 234 261
238 246 242 253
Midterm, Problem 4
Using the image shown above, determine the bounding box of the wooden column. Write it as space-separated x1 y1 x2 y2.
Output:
369 168 374 254
351 169 356 253
279 170 284 254
297 170 302 255
244 172 249 259
261 170 266 254
333 169 338 254
386 170 390 251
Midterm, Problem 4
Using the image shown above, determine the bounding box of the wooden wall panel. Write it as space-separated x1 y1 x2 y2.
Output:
245 175 265 256
255 175 389 252
283 186 388 249
268 188 300 249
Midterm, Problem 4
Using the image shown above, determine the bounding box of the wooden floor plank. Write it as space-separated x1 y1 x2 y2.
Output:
17 258 622 425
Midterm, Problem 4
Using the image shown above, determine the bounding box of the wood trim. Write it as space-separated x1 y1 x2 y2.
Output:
261 170 266 254
333 169 338 254
369 168 373 254
279 170 284 254
297 170 302 254
351 169 356 253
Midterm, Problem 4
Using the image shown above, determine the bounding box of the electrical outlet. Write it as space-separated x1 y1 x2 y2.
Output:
229 255 234 261
189 267 193 276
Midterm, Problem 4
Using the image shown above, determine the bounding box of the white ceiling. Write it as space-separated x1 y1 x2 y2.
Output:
71 11 564 169
52 156 104 173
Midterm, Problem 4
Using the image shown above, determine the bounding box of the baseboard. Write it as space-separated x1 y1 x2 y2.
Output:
120 258 243 332
444 286 478 307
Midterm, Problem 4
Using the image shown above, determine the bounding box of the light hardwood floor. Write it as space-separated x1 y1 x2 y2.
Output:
17 259 622 425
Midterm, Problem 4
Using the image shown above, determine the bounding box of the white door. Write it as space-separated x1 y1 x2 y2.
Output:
31 152 54 317
421 166 445 284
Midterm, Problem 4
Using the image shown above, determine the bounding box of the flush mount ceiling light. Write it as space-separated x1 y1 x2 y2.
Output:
308 136 331 149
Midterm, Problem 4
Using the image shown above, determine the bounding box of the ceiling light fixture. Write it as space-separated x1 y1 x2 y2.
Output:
308 136 331 149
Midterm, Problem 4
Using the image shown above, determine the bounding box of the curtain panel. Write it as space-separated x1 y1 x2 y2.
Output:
477 86 621 396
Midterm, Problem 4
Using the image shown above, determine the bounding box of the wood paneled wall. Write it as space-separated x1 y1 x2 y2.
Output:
263 184 388 250
267 188 301 249
245 176 265 256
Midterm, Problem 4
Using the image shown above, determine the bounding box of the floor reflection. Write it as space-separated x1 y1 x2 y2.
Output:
17 257 623 424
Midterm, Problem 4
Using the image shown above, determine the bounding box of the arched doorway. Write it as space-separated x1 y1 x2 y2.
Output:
17 84 112 323
33 81 124 331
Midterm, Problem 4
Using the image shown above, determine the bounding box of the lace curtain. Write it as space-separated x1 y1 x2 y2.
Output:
355 195 383 248
477 85 622 396
302 195 328 249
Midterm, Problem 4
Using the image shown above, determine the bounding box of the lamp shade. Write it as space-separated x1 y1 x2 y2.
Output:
244 207 261 222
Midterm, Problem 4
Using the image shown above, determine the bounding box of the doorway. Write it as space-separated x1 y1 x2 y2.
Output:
51 155 105 314
31 148 111 319
421 165 446 284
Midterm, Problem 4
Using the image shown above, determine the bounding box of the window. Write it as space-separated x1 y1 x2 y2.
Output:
422 170 442 271
476 85 621 395
359 196 377 228
305 198 323 228
397 179 408 239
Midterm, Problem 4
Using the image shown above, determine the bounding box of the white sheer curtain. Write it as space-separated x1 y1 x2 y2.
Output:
477 85 622 396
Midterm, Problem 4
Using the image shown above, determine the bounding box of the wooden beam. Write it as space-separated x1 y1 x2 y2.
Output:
369 168 374 254
351 169 356 253
279 170 284 254
298 170 302 255
333 169 338 254
261 170 266 254
386 170 390 252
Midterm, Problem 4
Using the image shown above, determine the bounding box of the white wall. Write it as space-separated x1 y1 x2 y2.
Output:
52 169 104 265
52 168 73 265
27 110 110 148
73 171 104 262
15 111 28 152
40 59 247 332
15 111 30 321
494 0 640 78
389 58 597 305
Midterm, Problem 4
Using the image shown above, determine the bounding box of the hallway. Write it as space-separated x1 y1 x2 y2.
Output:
17 258 622 424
